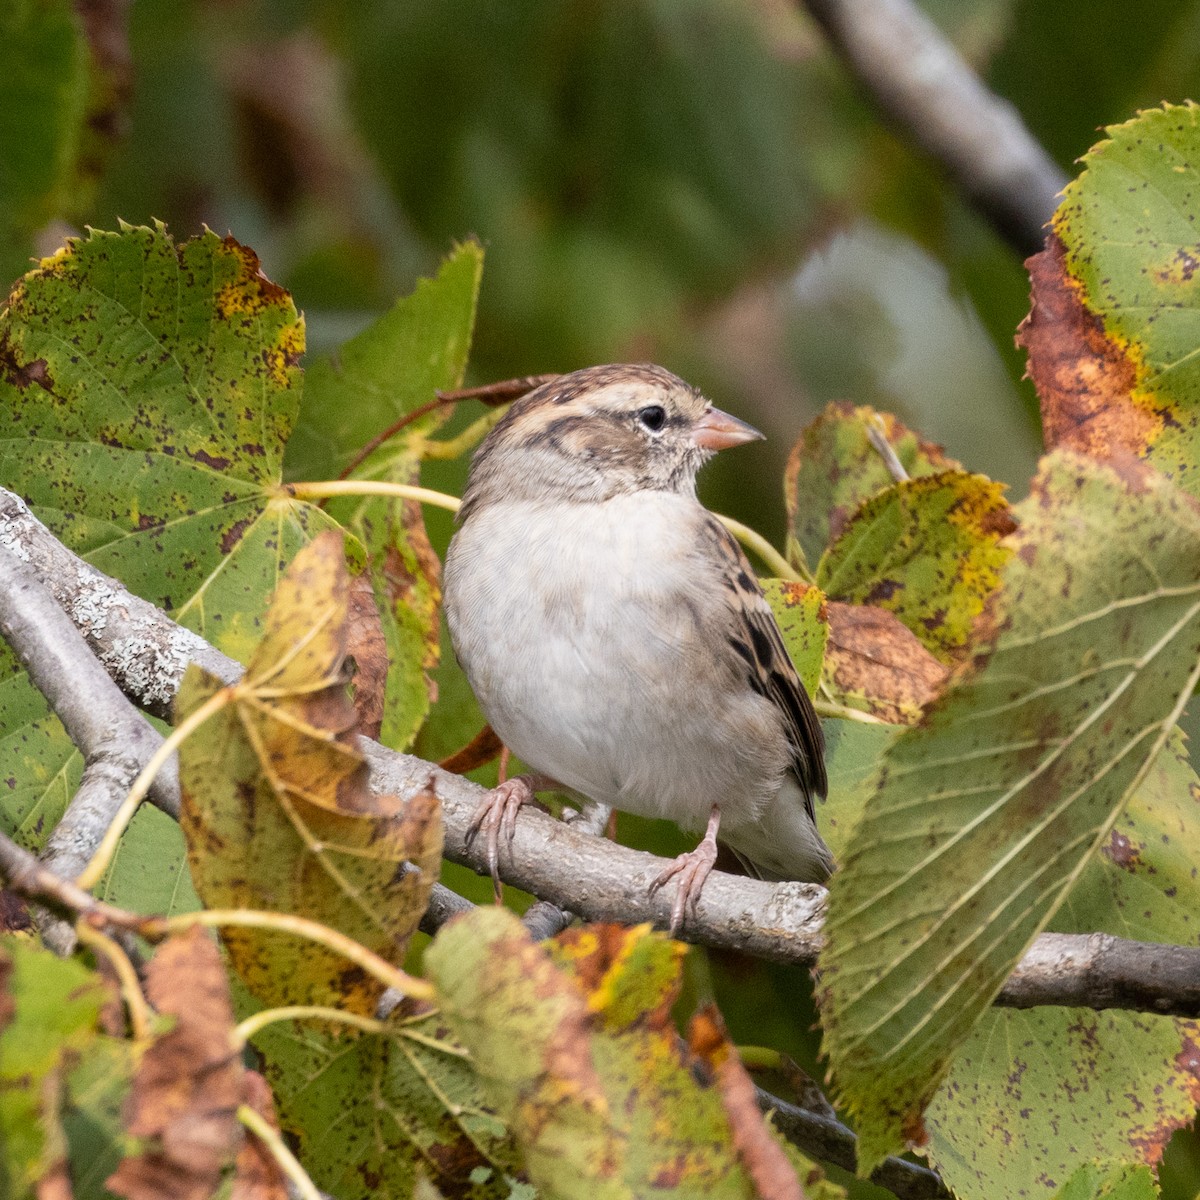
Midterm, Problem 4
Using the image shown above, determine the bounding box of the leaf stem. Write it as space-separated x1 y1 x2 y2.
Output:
74 921 153 1040
237 1102 323 1200
234 1004 389 1046
75 686 234 891
283 480 462 514
418 407 507 459
147 909 436 1003
814 700 892 725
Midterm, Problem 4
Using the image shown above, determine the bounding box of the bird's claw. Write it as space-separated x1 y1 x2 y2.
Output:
648 839 718 937
465 776 536 903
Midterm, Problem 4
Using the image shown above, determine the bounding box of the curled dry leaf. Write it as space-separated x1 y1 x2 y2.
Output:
106 927 244 1200
1017 105 1200 502
688 1006 804 1200
345 568 389 741
178 531 443 1014
825 601 950 724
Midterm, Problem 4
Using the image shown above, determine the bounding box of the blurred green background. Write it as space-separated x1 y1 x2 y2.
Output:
5 0 1200 1194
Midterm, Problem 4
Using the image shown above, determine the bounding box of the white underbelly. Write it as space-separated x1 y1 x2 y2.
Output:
444 493 781 832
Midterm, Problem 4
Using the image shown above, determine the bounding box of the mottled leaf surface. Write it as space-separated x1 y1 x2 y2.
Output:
288 242 483 750
1020 103 1200 495
925 730 1200 1200
251 1000 519 1200
178 533 442 1013
823 601 949 724
816 471 1013 663
784 402 959 572
819 452 1200 1169
427 908 805 1199
761 579 828 696
0 224 340 847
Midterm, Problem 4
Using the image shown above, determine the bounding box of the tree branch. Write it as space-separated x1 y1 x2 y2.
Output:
0 543 184 951
3 486 1199 1018
799 0 1068 255
759 1086 949 1199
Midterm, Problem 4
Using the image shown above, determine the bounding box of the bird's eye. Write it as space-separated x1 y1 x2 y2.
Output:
637 405 667 433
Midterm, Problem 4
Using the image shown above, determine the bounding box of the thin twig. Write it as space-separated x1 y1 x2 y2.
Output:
0 828 145 931
867 416 911 483
760 1086 949 1199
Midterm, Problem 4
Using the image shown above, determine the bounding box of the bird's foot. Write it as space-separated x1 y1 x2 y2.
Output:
464 773 553 902
648 805 721 937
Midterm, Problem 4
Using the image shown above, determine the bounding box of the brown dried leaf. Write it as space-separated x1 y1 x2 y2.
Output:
688 1006 805 1200
0 941 13 1033
0 890 32 933
178 532 442 1013
1018 236 1159 459
36 1162 73 1200
439 723 504 774
825 601 950 724
345 568 389 740
107 927 243 1200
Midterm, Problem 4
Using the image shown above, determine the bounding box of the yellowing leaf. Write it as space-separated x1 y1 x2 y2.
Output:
1020 103 1200 498
178 531 442 1014
761 579 828 696
427 909 806 1199
785 402 960 572
816 470 1013 664
819 452 1200 1169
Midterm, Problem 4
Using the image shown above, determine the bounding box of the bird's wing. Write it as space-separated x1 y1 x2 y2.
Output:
704 516 828 816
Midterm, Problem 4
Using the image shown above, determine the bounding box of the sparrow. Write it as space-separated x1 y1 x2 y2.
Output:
442 363 832 933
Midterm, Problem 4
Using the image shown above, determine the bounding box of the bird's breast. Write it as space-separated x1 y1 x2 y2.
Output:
444 492 768 825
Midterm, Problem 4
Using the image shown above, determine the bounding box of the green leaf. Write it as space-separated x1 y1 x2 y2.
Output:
94 802 202 920
0 223 342 843
286 239 483 481
925 731 1200 1199
815 471 1013 664
784 402 960 573
62 1035 139 1200
818 719 899 862
1021 103 1200 500
251 1005 519 1200
0 937 107 1196
287 241 483 750
761 579 828 696
1051 1162 1159 1200
818 451 1200 1169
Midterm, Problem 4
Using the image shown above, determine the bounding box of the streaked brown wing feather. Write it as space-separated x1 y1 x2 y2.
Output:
706 518 828 815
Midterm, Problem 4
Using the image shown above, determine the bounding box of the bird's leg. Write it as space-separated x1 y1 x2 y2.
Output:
464 767 558 902
648 804 721 937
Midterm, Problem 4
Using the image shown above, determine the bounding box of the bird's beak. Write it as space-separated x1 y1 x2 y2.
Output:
691 406 764 451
